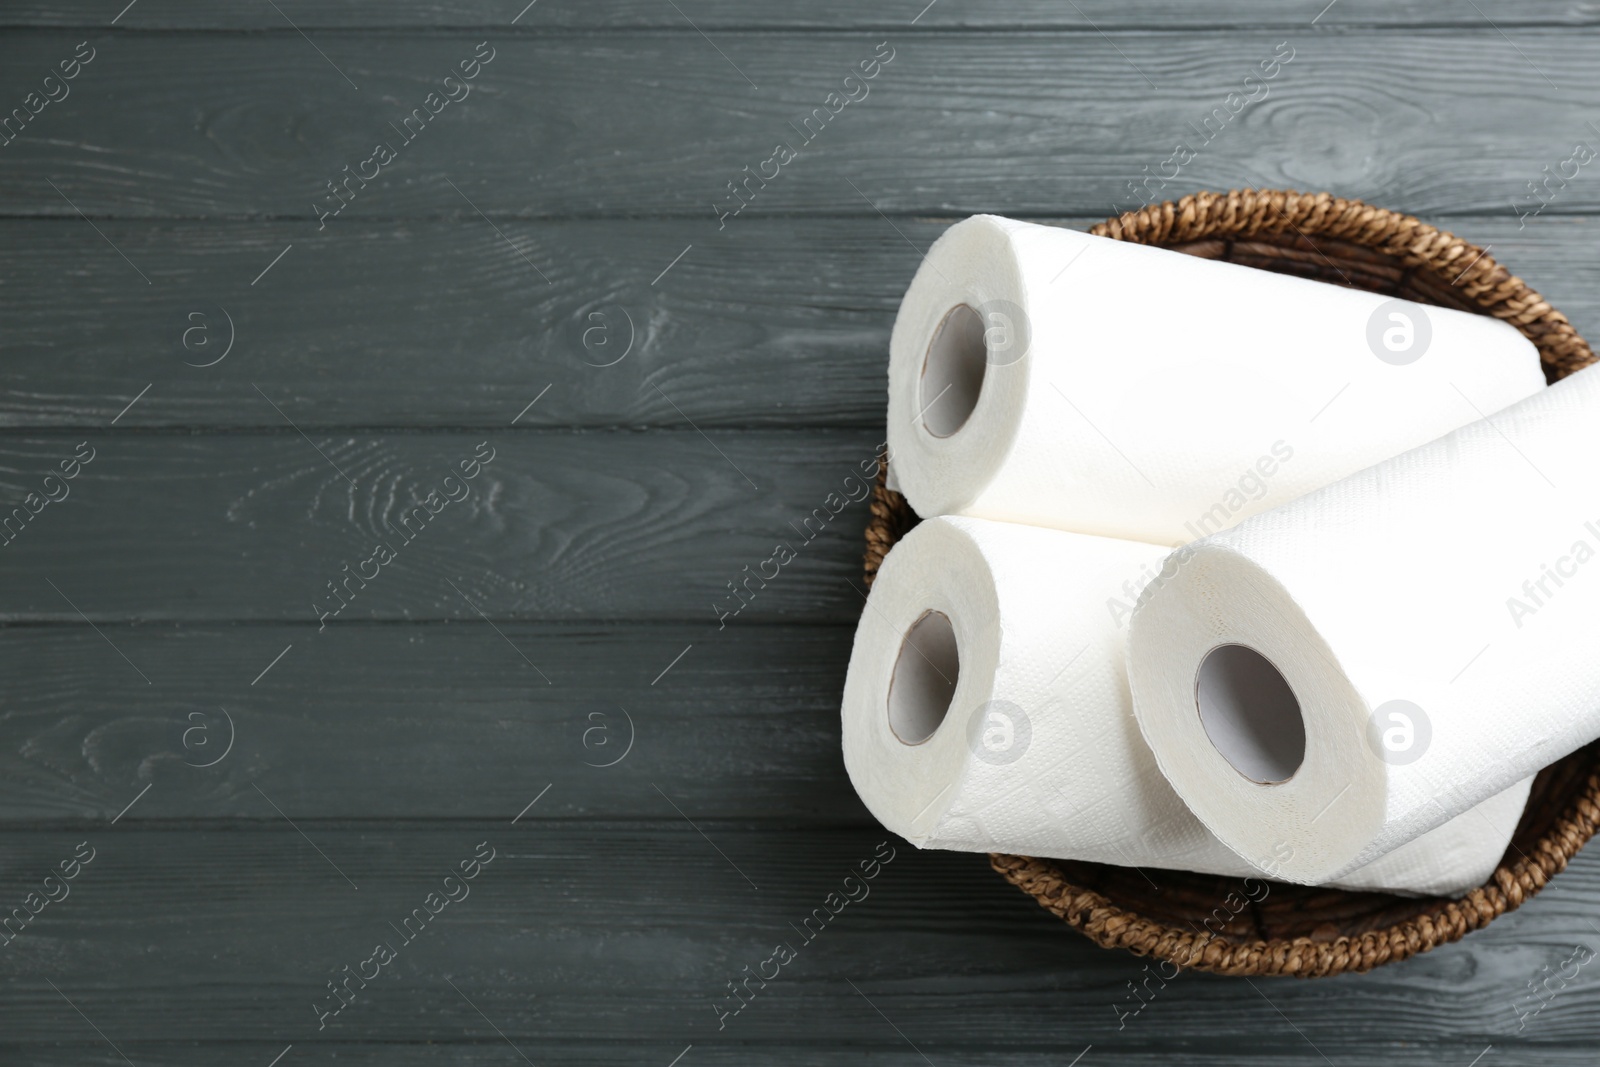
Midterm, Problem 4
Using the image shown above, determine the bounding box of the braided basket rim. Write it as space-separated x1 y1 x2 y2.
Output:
861 188 1600 978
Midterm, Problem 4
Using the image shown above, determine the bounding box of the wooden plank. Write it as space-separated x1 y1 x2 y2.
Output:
0 429 882 623
0 621 865 824
6 1050 1549 1067
1 214 1595 429
9 1048 1539 1067
4 0 1596 30
0 821 1597 1051
0 1052 1543 1067
4 31 1600 219
0 216 899 430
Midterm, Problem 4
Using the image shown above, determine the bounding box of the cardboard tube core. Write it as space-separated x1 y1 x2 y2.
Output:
920 304 987 437
888 610 960 745
1195 643 1306 784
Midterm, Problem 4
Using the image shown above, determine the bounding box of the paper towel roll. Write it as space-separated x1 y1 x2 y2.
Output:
843 515 1530 894
1127 364 1600 885
886 215 1547 545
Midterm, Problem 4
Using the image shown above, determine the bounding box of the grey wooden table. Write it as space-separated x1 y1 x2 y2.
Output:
3 2 1600 1063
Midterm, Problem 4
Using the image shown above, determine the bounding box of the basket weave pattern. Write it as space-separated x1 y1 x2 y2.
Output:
862 189 1600 977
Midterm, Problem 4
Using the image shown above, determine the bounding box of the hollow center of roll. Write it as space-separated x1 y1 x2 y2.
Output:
1194 644 1306 784
887 610 960 745
920 304 987 438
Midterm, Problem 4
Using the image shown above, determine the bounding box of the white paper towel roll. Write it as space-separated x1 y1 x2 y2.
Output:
886 215 1547 545
1127 365 1600 885
843 515 1530 895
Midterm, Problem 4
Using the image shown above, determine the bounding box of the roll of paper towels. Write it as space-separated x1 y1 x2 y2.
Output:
843 515 1530 894
886 214 1546 545
1127 365 1600 885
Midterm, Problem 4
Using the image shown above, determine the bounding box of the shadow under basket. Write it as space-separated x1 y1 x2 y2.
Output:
862 189 1600 978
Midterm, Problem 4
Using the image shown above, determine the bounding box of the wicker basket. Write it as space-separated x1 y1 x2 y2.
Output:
862 188 1600 978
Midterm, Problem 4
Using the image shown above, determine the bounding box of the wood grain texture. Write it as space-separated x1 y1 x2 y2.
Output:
5 0 1598 30
22 1051 1580 1067
18 1053 1587 1067
0 823 1596 1052
0 621 864 823
5 214 1598 430
0 216 899 429
4 31 1600 219
0 430 882 623
0 428 883 620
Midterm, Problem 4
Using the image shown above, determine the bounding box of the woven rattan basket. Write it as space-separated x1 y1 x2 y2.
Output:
862 188 1600 978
